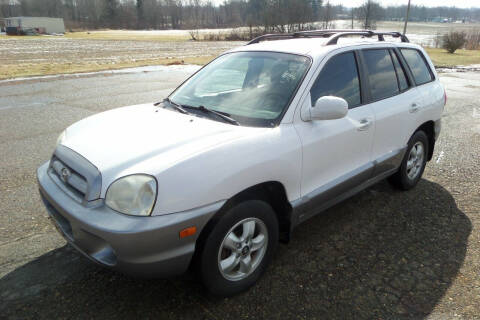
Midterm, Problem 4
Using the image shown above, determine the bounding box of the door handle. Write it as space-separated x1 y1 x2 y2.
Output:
410 103 420 113
357 118 372 131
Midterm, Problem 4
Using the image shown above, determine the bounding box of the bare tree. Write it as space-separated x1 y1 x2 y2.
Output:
101 0 118 27
357 0 382 30
6 0 479 34
321 1 334 29
136 0 144 29
310 0 321 21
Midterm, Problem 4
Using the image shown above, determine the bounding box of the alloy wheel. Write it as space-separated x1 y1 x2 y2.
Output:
406 141 425 180
217 217 268 281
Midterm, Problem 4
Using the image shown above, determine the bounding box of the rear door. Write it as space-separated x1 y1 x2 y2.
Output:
359 48 423 174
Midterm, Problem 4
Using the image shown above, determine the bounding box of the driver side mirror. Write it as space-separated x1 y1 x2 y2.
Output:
307 96 348 121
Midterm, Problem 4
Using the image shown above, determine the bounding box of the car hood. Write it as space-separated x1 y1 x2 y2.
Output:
61 104 264 177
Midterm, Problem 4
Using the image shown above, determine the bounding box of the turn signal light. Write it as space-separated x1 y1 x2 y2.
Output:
179 226 196 238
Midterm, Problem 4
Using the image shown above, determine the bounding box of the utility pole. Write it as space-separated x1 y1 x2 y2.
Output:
403 0 411 35
351 8 354 29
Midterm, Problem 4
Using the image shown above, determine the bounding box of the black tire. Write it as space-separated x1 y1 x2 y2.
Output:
389 130 429 190
197 200 279 296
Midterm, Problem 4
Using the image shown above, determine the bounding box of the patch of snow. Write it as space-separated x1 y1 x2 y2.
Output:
436 151 445 164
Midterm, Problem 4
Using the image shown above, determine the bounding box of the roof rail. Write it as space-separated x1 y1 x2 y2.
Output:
246 33 298 45
246 29 409 45
325 31 409 45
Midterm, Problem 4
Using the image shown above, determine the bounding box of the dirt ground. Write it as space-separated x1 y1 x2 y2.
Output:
0 68 479 319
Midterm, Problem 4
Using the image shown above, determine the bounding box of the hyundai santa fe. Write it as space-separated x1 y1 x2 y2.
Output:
38 30 445 296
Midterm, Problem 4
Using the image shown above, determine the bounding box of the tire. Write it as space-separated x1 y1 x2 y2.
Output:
197 200 279 296
389 130 429 190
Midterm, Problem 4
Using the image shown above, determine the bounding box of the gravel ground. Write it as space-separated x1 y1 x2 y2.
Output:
0 68 479 319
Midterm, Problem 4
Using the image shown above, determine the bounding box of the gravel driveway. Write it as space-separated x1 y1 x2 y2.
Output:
0 68 479 319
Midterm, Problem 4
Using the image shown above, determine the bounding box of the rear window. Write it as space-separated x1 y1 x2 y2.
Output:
362 49 399 101
400 49 434 85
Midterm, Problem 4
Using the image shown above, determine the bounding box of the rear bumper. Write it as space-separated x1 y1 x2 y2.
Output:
37 161 224 277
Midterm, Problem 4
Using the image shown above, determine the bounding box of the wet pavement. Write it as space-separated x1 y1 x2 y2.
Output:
0 68 479 319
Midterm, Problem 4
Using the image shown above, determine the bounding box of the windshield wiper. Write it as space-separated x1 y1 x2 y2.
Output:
154 98 190 115
195 105 240 126
155 99 239 125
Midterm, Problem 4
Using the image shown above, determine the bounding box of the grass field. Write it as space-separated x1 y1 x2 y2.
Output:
0 56 215 80
0 36 238 80
1 22 480 80
425 48 480 67
0 32 189 42
65 30 191 41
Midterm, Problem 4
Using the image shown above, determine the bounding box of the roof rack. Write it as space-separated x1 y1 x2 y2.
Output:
246 29 409 45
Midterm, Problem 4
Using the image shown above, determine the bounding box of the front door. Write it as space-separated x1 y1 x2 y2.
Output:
294 51 375 222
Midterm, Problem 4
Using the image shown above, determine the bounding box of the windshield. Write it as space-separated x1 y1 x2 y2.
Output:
169 51 311 127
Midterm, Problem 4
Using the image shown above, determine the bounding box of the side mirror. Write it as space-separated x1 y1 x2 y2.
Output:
309 96 348 121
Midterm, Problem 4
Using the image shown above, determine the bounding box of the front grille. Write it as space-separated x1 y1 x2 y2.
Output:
48 145 102 203
50 157 87 200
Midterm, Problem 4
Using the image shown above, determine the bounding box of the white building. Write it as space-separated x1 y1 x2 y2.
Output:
4 17 65 34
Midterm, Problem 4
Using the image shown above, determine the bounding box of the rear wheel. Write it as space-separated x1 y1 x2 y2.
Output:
197 200 278 296
389 130 429 190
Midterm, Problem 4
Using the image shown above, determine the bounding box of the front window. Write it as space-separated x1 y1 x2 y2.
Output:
310 52 361 108
170 51 311 127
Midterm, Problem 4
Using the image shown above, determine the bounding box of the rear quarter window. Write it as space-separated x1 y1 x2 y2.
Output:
400 49 434 85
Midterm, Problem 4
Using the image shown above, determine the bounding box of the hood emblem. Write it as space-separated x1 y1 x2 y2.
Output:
61 167 71 182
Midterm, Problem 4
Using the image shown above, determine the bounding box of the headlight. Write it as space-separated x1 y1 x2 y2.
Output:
56 130 66 146
105 174 157 216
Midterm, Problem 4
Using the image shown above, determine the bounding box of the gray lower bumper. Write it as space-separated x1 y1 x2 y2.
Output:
434 119 442 140
37 161 224 277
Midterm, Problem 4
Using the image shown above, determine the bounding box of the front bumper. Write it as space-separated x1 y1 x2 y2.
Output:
37 161 224 277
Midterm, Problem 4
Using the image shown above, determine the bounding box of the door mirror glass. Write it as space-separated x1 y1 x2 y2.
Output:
310 96 348 120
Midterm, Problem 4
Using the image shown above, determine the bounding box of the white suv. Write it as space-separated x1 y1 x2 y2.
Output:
38 30 445 296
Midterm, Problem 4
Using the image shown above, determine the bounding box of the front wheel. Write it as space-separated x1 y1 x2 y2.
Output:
197 200 279 296
389 130 429 190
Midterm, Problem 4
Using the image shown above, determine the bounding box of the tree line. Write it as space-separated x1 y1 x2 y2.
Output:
1 0 479 31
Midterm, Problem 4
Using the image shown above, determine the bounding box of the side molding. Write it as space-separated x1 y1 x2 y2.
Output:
290 147 406 227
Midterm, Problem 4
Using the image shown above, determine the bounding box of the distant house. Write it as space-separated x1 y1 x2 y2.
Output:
4 17 65 35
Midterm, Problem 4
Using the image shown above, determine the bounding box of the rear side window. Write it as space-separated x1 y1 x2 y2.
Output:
362 49 399 100
310 52 361 108
400 49 434 85
390 50 409 91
